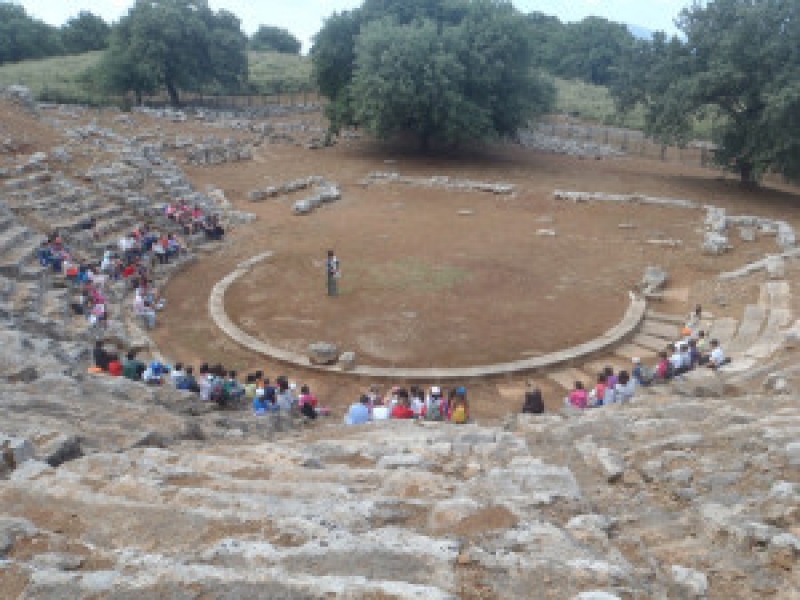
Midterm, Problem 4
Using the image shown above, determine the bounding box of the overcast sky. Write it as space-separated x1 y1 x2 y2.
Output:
17 0 687 52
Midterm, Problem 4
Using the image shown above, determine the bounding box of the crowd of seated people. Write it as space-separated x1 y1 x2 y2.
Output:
345 384 470 425
164 200 225 240
565 305 730 409
38 234 114 329
90 343 329 417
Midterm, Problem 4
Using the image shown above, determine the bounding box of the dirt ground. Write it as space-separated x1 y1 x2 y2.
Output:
138 111 799 419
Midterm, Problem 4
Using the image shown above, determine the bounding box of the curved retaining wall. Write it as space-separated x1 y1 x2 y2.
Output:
209 252 648 380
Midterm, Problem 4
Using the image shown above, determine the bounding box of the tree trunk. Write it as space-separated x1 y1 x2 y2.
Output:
739 161 757 186
165 79 180 107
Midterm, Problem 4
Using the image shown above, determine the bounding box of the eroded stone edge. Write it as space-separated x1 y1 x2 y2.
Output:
209 252 647 380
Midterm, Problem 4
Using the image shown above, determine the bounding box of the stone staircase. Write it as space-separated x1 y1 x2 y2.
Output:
2 390 799 599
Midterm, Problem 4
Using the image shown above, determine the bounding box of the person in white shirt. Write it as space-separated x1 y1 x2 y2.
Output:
669 344 683 375
707 339 727 369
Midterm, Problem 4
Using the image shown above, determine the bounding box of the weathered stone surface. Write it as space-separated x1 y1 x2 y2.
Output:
670 565 709 598
703 231 730 255
766 255 785 279
339 351 357 371
308 342 339 365
1 434 34 470
40 434 83 467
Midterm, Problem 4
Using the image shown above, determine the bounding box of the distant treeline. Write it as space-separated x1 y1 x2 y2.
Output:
0 3 303 66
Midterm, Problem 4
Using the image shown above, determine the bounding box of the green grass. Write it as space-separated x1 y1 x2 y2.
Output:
0 50 710 138
0 51 105 104
0 50 313 103
342 258 472 295
247 51 313 93
553 77 646 130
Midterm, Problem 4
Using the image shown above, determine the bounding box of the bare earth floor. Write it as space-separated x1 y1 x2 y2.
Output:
142 117 800 419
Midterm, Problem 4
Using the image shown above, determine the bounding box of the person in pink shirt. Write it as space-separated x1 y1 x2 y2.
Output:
566 381 588 409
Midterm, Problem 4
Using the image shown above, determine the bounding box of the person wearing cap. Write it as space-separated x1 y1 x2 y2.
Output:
426 386 445 421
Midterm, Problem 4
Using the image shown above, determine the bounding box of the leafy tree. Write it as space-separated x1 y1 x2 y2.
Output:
0 3 63 64
313 0 554 149
612 0 800 183
250 25 301 54
556 18 634 86
97 0 248 106
61 11 110 54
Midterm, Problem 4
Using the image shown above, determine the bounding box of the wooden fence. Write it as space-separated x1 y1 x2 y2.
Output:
539 118 717 167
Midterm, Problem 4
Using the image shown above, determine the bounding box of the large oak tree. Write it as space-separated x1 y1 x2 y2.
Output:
312 0 554 149
613 0 800 184
98 0 248 106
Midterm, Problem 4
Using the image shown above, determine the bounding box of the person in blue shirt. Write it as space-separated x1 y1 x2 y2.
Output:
346 395 371 425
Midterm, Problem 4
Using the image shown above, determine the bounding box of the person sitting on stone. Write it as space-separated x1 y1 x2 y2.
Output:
123 351 146 381
253 386 270 414
566 381 588 409
590 373 608 407
134 288 156 329
170 363 186 387
615 370 636 403
391 390 415 419
679 343 693 373
696 330 708 354
243 374 258 402
522 388 545 414
93 341 113 371
142 361 166 385
632 357 654 386
425 388 445 421
224 371 245 403
655 351 672 381
177 366 199 393
706 339 729 369
346 395 371 425
688 339 702 369
686 304 703 331
275 376 296 411
298 384 319 419
107 353 123 377
668 343 684 376
449 393 469 424
604 367 617 389
410 386 426 417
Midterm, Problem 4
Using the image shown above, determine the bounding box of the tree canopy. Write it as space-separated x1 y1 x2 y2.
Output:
96 0 248 105
525 13 636 86
250 25 301 54
0 3 63 64
612 0 800 183
61 11 111 54
312 0 554 149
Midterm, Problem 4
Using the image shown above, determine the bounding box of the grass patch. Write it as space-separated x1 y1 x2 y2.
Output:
342 258 471 294
553 77 645 129
247 51 313 93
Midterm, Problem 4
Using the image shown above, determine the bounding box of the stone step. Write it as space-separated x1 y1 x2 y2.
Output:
645 310 686 325
759 281 792 311
709 317 739 347
728 305 767 353
0 224 30 256
547 367 592 390
614 343 657 361
745 308 792 359
0 234 45 278
582 357 630 378
632 333 671 352
641 320 680 340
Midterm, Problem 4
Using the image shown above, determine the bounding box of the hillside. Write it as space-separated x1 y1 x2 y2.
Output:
0 50 313 105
